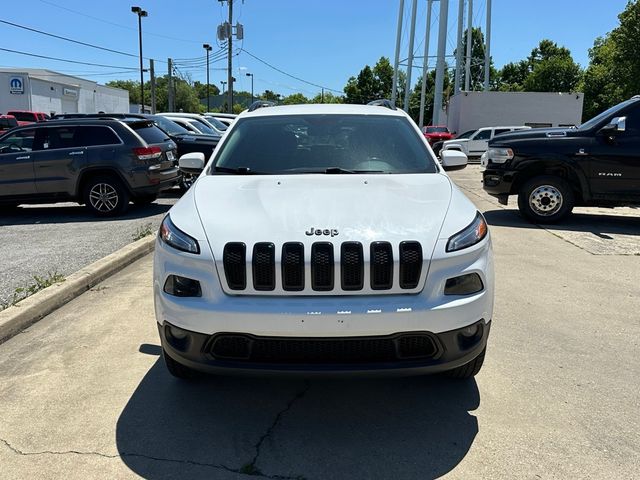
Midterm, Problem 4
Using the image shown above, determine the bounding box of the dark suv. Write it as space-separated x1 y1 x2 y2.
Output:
483 96 640 223
0 118 179 215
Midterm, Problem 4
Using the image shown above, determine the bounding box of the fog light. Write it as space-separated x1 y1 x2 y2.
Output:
163 275 202 297
460 324 479 337
444 273 484 295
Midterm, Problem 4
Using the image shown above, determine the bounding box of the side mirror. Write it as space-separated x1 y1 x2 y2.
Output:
179 152 205 174
600 116 626 135
440 150 468 171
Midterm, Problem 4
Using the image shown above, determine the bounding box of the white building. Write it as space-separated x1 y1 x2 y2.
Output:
446 91 584 134
0 68 129 116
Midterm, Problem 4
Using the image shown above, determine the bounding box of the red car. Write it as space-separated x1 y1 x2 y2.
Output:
6 110 49 126
0 114 18 133
422 125 454 145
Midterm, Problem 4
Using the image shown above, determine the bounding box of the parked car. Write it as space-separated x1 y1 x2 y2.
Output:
6 110 48 126
154 100 493 380
422 125 454 145
0 115 18 133
432 129 476 157
441 125 531 159
483 95 640 223
158 113 225 135
0 118 179 215
204 112 237 127
142 115 220 191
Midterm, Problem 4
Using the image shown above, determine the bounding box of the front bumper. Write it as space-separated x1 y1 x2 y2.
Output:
159 319 491 376
482 167 517 197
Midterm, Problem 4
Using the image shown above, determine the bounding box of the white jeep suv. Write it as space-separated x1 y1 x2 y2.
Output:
154 101 494 379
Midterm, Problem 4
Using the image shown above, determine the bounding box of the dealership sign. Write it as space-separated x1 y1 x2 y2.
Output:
9 76 24 94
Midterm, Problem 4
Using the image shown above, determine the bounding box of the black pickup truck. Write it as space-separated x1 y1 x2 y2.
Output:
482 96 640 223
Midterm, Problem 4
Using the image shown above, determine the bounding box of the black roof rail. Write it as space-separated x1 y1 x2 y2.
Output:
248 100 276 112
367 99 397 110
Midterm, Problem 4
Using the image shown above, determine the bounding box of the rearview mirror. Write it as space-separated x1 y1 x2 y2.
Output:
440 150 468 171
600 116 626 135
179 152 205 174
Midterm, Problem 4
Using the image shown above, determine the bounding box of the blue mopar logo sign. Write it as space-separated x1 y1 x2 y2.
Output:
9 76 24 94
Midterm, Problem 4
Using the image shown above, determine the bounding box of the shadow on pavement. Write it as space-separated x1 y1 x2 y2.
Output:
484 208 640 236
0 202 172 227
116 357 480 479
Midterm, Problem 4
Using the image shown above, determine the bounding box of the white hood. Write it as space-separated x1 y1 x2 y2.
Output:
193 173 453 258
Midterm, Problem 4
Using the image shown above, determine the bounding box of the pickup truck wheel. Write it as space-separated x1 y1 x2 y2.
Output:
518 176 574 223
445 348 486 379
162 348 199 380
83 176 129 217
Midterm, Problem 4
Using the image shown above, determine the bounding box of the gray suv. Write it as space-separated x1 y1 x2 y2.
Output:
0 118 180 216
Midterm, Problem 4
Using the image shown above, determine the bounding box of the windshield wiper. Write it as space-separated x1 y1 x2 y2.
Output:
324 167 387 174
214 166 265 175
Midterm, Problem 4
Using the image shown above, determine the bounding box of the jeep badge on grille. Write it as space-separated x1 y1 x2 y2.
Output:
306 227 339 237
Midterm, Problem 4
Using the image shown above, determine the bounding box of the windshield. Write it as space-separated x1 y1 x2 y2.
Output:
425 126 449 133
204 116 228 131
189 119 216 135
578 99 636 131
212 114 438 174
7 112 36 122
149 115 189 136
455 130 476 139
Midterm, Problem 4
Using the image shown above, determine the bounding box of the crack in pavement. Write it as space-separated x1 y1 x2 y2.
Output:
0 436 299 479
242 381 311 478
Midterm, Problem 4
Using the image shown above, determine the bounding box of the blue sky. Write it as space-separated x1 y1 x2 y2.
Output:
0 0 631 97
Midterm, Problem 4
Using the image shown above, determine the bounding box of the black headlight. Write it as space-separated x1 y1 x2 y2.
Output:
159 215 200 254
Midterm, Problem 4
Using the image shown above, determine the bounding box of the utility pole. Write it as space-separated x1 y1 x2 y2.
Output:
321 88 324 103
227 0 233 113
149 58 156 114
167 58 174 112
391 0 405 105
465 0 473 91
432 0 449 125
403 0 418 112
484 0 492 91
454 0 465 94
418 0 434 129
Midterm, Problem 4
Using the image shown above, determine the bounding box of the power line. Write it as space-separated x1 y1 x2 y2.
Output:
0 18 155 61
36 0 206 45
241 49 342 93
0 46 138 69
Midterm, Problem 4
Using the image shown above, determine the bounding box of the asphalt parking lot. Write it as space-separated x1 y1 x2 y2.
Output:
0 191 178 307
0 166 639 479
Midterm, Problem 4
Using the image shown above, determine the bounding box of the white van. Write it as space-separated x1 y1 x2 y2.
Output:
441 126 531 159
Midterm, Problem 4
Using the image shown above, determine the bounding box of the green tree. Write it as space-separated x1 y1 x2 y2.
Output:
193 80 220 100
310 91 343 103
581 36 625 120
497 60 529 91
344 57 405 104
282 93 309 105
260 90 281 102
523 40 582 92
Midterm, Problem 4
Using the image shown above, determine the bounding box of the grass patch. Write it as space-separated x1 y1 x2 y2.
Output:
0 272 65 311
132 222 154 241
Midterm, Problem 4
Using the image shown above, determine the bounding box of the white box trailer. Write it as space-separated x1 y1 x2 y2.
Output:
447 91 584 136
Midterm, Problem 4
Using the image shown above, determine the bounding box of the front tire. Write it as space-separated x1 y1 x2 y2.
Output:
518 175 574 223
83 176 129 216
445 348 486 379
162 348 199 380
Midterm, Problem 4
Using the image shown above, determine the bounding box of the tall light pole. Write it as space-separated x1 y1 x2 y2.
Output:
245 72 254 104
203 43 212 111
131 6 147 113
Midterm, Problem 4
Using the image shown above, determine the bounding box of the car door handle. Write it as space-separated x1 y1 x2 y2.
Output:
16 155 30 160
69 150 84 155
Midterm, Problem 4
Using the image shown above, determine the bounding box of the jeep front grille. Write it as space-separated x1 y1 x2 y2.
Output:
221 240 425 295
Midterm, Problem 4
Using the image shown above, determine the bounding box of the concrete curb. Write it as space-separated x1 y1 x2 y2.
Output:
0 234 156 344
